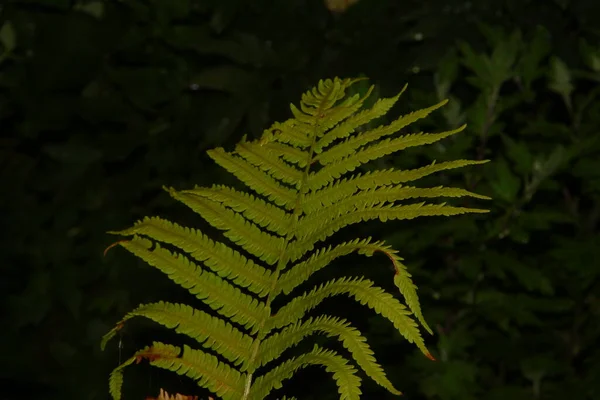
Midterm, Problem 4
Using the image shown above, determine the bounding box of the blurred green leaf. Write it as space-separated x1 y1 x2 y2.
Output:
501 135 533 175
0 21 16 54
579 38 600 72
437 326 474 360
489 30 521 83
553 0 570 9
475 21 506 48
548 57 574 111
521 355 561 384
516 26 551 90
150 0 190 28
441 95 465 128
421 360 477 400
434 49 460 100
166 28 275 67
43 140 103 167
210 0 241 33
458 41 495 90
526 145 565 200
459 27 520 92
74 2 105 19
490 158 521 203
486 251 554 294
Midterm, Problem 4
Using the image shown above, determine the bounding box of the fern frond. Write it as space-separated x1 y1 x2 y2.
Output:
151 344 246 400
114 237 269 333
259 120 313 149
303 159 490 213
386 251 432 334
291 202 487 261
267 277 431 359
275 238 431 334
277 237 381 295
121 342 246 400
314 98 447 162
301 77 357 109
250 345 361 400
167 188 286 266
257 315 400 394
108 354 136 400
104 76 490 400
313 87 405 152
297 185 489 239
295 78 365 129
271 78 372 151
109 343 181 400
110 216 273 297
235 141 305 187
207 148 297 210
182 185 293 237
103 302 255 370
256 141 308 167
309 125 467 191
298 88 366 133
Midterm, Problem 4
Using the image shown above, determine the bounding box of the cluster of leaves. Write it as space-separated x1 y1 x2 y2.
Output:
355 24 600 400
2 0 600 398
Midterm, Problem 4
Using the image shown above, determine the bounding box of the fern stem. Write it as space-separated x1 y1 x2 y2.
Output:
240 104 326 400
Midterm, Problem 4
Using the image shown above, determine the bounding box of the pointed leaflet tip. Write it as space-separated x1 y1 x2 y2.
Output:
425 352 436 361
398 82 408 97
103 240 129 257
346 76 370 87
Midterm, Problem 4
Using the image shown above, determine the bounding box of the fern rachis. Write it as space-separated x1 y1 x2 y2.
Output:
102 77 489 400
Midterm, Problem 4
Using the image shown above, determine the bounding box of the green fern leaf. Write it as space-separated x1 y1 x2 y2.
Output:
256 141 308 167
314 96 446 159
277 239 433 334
112 342 246 399
110 216 273 297
115 237 269 332
207 147 297 209
167 188 286 266
313 85 405 152
108 355 135 400
296 185 489 240
267 277 431 359
104 301 254 369
182 185 293 236
303 159 490 213
235 141 306 187
277 237 382 295
387 251 432 334
290 202 487 262
103 76 489 400
250 345 361 400
258 315 400 394
309 125 467 191
151 343 246 399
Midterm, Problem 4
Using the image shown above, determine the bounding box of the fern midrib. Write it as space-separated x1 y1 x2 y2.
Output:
241 96 331 400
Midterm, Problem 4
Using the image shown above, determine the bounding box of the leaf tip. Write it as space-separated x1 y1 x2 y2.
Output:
103 240 128 257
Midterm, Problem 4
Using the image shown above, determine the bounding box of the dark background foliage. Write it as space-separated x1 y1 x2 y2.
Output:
1 0 599 399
